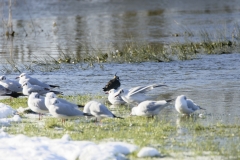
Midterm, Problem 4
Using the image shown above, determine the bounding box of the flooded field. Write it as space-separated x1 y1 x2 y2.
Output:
0 0 240 159
0 0 240 62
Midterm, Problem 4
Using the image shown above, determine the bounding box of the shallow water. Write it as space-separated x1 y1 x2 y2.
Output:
3 53 240 125
0 0 240 62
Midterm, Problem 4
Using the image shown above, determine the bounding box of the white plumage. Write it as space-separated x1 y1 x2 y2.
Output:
175 95 205 115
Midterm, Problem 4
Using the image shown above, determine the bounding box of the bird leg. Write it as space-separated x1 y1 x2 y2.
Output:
61 119 66 125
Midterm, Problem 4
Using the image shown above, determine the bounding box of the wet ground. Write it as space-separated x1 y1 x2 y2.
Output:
0 0 239 135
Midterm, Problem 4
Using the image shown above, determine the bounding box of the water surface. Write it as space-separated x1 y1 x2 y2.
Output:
0 0 240 62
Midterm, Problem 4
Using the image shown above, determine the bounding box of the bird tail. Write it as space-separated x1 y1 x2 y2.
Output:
83 113 93 116
199 106 206 110
165 99 174 103
6 92 24 98
51 91 63 95
77 104 84 108
153 83 168 88
49 85 60 88
113 114 124 119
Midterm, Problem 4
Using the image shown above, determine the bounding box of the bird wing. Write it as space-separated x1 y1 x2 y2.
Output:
33 98 48 111
59 98 78 108
7 80 22 92
145 101 165 113
55 103 83 116
28 85 45 93
128 84 166 96
90 102 113 117
186 99 200 111
0 85 8 95
29 77 49 88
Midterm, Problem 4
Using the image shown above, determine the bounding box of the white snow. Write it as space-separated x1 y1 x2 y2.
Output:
137 147 161 158
0 103 16 118
0 103 161 159
0 132 139 160
0 103 21 126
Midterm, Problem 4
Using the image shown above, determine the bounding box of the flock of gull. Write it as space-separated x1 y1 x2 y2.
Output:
0 73 205 123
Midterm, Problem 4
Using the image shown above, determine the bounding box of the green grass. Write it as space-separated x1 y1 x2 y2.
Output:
1 95 240 159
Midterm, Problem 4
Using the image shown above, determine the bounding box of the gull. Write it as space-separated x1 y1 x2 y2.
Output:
0 84 23 98
28 92 48 120
48 98 91 123
175 95 205 115
45 92 83 110
83 101 123 121
114 84 167 105
22 81 62 96
103 73 120 92
0 75 22 93
107 89 126 105
16 73 59 88
131 99 172 117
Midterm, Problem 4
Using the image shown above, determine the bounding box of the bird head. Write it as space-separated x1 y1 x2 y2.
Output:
16 73 27 79
50 98 59 105
130 107 137 116
114 72 119 80
30 92 40 98
0 75 6 81
46 92 57 99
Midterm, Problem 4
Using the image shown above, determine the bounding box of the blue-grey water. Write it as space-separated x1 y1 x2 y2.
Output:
0 0 240 123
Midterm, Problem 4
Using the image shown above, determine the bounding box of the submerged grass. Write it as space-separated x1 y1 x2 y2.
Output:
1 95 240 159
2 26 240 73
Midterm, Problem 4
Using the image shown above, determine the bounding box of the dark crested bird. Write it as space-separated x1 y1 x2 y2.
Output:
103 73 121 92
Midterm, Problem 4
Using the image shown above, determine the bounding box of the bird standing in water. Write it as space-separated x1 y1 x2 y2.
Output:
103 73 121 92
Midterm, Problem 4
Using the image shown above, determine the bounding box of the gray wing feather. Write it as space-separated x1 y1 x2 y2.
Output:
186 99 200 111
129 84 166 96
55 103 83 116
90 102 113 117
35 98 48 111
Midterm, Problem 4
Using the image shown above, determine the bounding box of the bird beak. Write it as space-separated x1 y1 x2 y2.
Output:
105 91 109 94
16 76 19 79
